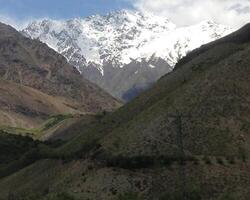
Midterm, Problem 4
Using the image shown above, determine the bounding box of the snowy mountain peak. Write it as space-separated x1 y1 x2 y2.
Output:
21 9 235 101
22 10 233 74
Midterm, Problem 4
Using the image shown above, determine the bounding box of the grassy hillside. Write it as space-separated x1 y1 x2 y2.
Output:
0 131 62 180
1 24 250 199
58 24 250 161
0 113 78 139
1 157 250 200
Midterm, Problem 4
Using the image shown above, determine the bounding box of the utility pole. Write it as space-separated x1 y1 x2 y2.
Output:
168 113 189 200
176 115 186 200
148 112 189 200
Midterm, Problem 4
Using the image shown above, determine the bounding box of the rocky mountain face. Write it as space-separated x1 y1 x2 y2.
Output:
22 10 234 101
0 23 120 128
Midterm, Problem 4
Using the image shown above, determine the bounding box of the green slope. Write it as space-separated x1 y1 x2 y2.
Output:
0 131 59 180
59 24 250 161
0 114 75 139
1 24 250 200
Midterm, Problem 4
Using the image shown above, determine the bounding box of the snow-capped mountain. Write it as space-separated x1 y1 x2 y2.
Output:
22 10 234 101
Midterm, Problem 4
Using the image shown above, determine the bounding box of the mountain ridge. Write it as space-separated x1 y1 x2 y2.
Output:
1 22 250 200
22 10 234 101
0 22 121 128
1 23 250 200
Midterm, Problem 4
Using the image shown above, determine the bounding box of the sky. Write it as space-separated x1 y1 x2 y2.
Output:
0 0 249 29
0 0 132 28
132 0 250 28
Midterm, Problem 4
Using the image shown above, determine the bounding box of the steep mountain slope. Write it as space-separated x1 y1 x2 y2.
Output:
53 22 250 198
89 57 171 101
0 80 81 128
1 23 250 200
51 23 250 158
22 10 234 101
89 24 250 159
0 23 121 128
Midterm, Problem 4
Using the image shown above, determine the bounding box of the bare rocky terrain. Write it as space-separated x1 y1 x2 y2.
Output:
0 22 121 128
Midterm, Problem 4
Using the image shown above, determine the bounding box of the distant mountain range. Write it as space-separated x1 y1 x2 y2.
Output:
2 21 250 200
22 10 234 101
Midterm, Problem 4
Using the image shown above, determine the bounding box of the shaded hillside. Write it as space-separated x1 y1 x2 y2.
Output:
0 130 60 181
84 57 172 102
1 24 250 199
59 23 250 160
0 22 121 128
1 156 250 200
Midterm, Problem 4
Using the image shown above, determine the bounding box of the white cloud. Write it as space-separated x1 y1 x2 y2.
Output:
0 14 29 30
131 0 250 28
1 0 250 29
0 14 19 28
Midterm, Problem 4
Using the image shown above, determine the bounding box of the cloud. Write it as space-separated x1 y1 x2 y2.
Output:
1 0 250 29
0 14 31 30
131 0 250 28
0 14 19 28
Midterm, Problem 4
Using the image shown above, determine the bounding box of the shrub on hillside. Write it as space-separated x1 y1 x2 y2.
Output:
118 192 141 200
